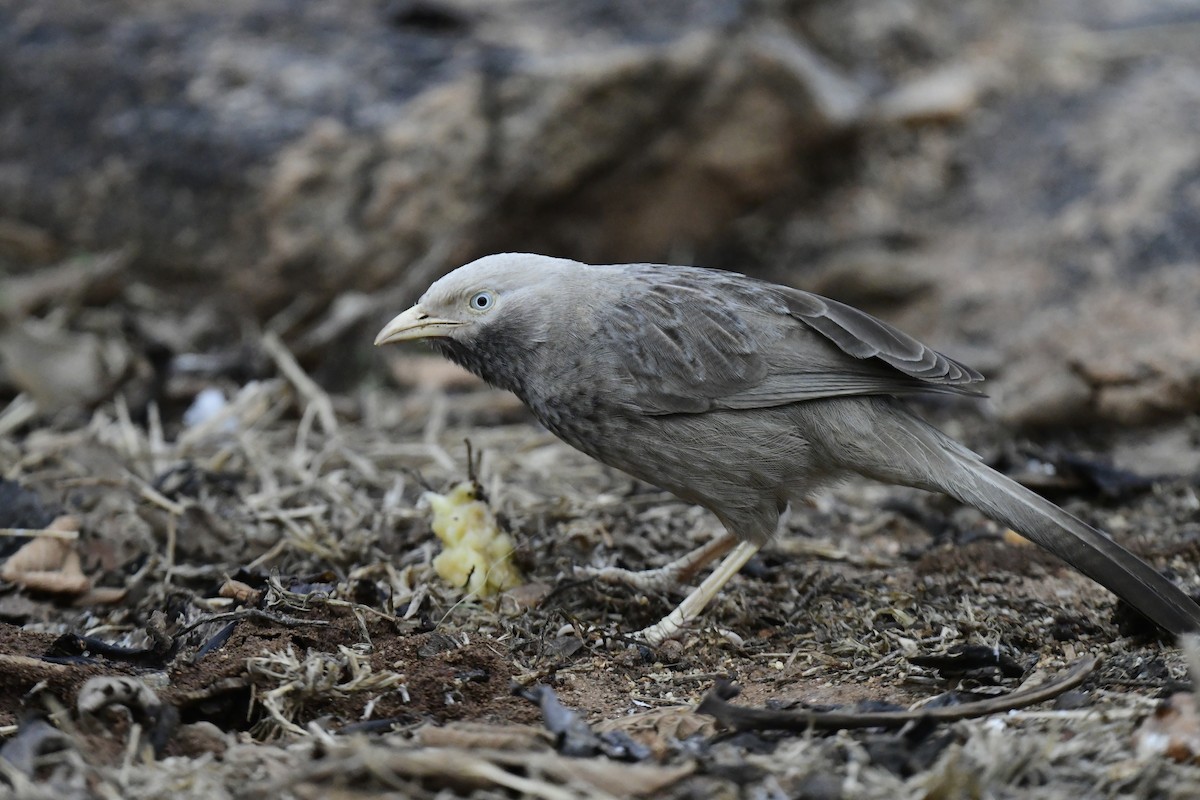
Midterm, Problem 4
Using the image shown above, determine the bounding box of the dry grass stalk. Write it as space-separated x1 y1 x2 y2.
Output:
261 331 337 436
247 645 405 737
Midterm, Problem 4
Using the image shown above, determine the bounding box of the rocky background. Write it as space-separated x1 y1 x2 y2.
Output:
2 1 1200 797
4 0 1199 431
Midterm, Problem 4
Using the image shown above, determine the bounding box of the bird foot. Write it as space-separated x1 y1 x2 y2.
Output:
578 533 740 593
636 616 686 648
577 563 683 592
635 540 763 648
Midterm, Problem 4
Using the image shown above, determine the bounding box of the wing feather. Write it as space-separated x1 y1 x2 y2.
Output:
595 265 984 416
781 290 983 385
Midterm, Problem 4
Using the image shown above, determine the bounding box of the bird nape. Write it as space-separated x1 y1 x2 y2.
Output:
375 252 1200 646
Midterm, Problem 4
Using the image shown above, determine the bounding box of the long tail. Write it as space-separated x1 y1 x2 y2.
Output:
835 400 1200 636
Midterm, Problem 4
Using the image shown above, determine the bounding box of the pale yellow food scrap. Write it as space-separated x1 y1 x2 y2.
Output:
423 481 523 597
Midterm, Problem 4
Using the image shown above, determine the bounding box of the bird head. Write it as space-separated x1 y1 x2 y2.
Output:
374 253 592 394
374 253 580 348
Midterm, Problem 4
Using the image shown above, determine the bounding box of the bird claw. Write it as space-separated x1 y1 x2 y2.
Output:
635 618 684 648
575 563 682 592
576 534 740 592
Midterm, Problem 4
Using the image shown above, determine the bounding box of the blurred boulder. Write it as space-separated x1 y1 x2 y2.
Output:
0 320 138 412
3 0 1200 427
0 0 876 313
757 1 1200 427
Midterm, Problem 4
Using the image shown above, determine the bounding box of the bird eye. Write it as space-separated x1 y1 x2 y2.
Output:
469 291 494 311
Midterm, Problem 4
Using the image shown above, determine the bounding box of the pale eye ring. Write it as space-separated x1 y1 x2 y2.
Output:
469 290 494 311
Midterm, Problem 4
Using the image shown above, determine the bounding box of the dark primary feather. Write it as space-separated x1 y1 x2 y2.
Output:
781 290 983 385
597 264 983 416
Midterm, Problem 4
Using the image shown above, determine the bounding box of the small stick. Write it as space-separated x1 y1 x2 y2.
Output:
136 481 186 516
262 330 338 436
176 608 332 637
255 504 328 521
0 393 38 439
696 655 1097 732
0 527 79 540
113 394 147 474
147 400 167 476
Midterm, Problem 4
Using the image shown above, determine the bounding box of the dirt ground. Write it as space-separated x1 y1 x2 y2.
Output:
3 2 1200 796
1 364 1199 799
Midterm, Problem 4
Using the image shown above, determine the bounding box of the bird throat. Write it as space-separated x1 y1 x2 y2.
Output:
431 329 614 468
431 332 538 401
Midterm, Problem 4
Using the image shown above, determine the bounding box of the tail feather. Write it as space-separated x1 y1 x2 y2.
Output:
853 404 1200 636
945 453 1200 635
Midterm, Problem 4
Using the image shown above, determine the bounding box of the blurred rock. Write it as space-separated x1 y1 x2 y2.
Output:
804 249 935 310
760 1 1200 427
0 0 867 313
0 321 138 412
998 274 1200 426
962 45 1200 426
3 0 1200 427
0 251 128 321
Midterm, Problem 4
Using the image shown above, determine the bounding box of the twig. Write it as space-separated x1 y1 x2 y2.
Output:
114 394 147 475
696 655 1097 732
0 654 73 674
292 401 318 473
255 505 329 521
262 330 338 436
0 527 79 540
308 595 404 626
176 608 332 637
245 539 290 571
147 400 167 477
135 481 187 517
338 442 382 485
0 393 38 439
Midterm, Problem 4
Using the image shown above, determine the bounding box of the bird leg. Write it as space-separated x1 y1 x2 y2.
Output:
637 540 761 647
580 533 737 592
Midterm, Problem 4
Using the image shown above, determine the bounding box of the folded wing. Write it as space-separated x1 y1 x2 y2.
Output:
599 266 984 416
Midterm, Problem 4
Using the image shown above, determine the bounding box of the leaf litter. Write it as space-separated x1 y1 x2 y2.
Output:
0 328 1199 798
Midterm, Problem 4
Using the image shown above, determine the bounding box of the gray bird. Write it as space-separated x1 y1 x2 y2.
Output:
376 253 1200 645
